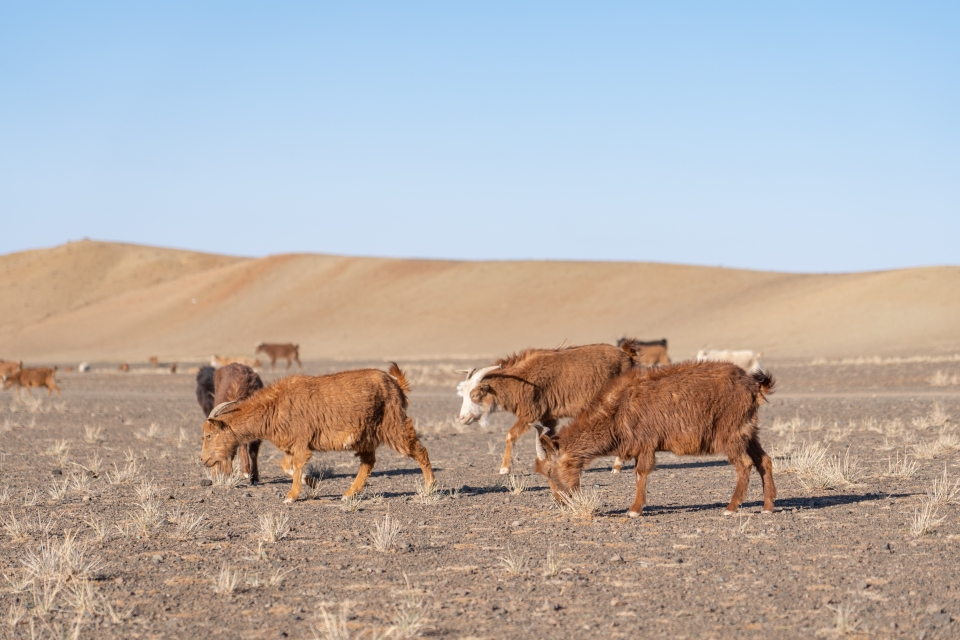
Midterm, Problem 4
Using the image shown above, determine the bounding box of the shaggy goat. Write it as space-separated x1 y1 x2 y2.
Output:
201 364 434 503
195 366 216 416
696 348 764 373
254 342 301 370
457 342 640 474
3 366 61 398
618 338 671 366
533 361 776 516
212 363 276 484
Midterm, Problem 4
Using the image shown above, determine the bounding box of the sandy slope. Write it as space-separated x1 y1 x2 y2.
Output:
1 240 958 363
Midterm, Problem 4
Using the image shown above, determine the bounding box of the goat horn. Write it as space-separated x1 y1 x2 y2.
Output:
208 400 238 419
532 422 547 461
471 365 501 382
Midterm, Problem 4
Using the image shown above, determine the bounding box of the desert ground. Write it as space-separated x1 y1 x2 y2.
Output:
2 357 960 639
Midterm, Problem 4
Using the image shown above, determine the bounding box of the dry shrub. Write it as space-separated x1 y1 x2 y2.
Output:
371 514 401 552
258 512 290 543
930 371 960 387
556 487 602 519
885 451 919 478
498 546 528 576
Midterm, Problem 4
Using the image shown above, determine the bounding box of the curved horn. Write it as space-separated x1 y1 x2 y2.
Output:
208 400 239 420
533 422 547 461
471 365 501 382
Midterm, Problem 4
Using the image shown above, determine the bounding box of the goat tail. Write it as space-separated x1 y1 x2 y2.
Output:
618 337 641 358
388 362 411 408
751 369 776 399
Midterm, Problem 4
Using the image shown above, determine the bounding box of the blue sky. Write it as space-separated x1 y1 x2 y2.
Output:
2 3 957 272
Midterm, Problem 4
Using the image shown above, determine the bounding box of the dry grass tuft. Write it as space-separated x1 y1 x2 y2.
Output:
211 467 245 488
1 511 29 542
47 478 70 503
910 500 945 536
340 494 363 512
930 370 960 387
556 487 603 519
498 546 528 576
543 548 563 577
390 590 428 639
258 512 290 543
505 474 528 495
314 601 354 640
885 451 919 478
47 439 70 466
168 507 206 541
213 564 241 594
105 460 138 484
927 467 960 507
416 479 442 505
371 514 401 552
82 425 103 444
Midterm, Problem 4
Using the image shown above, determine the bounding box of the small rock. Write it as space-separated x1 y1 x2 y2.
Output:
151 554 163 563
512 520 521 527
114 577 123 585
200 479 213 487
926 604 944 615
857 580 868 590
51 469 62 476
398 541 411 551
609 554 624 564
933 613 950 625
81 495 91 502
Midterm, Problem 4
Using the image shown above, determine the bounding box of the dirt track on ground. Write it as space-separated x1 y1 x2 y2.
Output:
2 359 960 638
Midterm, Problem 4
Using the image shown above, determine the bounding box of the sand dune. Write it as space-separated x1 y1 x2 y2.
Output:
1 240 958 363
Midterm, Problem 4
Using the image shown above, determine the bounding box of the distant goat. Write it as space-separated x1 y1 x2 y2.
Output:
119 363 130 372
195 366 216 416
696 348 763 373
3 366 61 398
148 356 159 367
0 360 21 380
457 342 641 474
254 342 301 370
210 355 262 369
201 364 434 503
533 361 776 516
617 338 670 366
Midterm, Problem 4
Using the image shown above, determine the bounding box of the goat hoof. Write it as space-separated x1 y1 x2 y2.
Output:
611 468 621 474
722 509 735 516
627 510 640 518
762 509 773 514
499 467 510 475
283 497 294 504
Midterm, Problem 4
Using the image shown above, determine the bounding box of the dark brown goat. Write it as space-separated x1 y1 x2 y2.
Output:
254 342 301 370
212 363 271 484
618 338 671 366
457 342 640 474
201 364 434 503
3 366 60 398
195 366 216 416
533 361 776 516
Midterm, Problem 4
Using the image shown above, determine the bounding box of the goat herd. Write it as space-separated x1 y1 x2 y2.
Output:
192 339 775 518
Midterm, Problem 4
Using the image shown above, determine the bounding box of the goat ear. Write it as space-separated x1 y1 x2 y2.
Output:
207 418 228 431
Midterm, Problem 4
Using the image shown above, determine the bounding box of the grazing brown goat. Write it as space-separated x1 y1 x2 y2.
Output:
195 366 216 416
201 364 434 503
457 342 641 474
3 366 61 398
254 342 301 370
618 337 671 366
533 361 776 517
212 363 277 484
0 360 21 380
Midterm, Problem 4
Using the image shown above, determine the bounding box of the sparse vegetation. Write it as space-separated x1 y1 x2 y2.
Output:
371 514 401 552
258 512 290 543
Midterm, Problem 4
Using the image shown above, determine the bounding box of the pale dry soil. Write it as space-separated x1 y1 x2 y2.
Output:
1 360 960 639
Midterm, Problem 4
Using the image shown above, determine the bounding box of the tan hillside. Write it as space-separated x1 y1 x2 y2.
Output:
1 241 958 363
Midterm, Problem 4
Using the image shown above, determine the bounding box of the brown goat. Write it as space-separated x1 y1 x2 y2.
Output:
201 363 434 503
618 337 671 366
457 342 640 474
211 363 277 484
3 366 61 398
0 360 22 380
254 342 301 370
533 361 776 516
195 366 216 416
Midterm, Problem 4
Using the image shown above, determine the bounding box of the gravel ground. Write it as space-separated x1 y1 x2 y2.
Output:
1 359 959 639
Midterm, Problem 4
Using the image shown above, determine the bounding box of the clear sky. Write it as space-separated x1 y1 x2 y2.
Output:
2 3 957 272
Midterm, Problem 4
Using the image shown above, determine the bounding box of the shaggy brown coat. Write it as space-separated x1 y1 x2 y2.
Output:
195 366 216 416
3 366 60 398
0 360 21 380
254 342 301 370
460 342 639 473
201 364 434 503
212 363 271 484
533 361 776 516
618 338 671 366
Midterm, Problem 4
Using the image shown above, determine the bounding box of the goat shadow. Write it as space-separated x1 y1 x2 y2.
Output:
604 491 904 518
584 459 730 474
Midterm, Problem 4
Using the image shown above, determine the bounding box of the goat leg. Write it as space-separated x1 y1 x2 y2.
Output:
628 449 655 517
284 450 312 503
246 440 262 485
724 451 753 515
344 451 376 497
748 438 776 513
